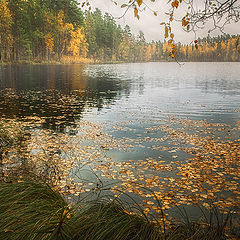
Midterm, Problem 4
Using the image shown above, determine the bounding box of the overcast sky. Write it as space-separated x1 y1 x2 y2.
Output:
86 0 240 43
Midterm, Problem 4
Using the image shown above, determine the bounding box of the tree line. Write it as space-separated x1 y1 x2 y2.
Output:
0 0 239 63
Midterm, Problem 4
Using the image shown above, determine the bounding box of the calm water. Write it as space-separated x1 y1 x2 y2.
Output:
0 62 239 155
0 62 239 214
1 62 239 123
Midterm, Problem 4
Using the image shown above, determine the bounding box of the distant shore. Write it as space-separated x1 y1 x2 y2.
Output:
1 58 240 66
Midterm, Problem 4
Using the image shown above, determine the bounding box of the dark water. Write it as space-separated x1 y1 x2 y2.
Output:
0 61 239 169
1 62 239 123
0 62 239 152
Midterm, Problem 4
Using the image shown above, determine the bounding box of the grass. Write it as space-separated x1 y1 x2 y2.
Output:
0 181 68 240
70 201 161 240
0 55 93 65
0 180 238 240
0 181 161 240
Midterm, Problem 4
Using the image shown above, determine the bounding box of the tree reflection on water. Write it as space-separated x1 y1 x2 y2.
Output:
0 64 131 132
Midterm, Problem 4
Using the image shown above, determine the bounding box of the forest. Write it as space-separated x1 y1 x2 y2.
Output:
0 0 239 63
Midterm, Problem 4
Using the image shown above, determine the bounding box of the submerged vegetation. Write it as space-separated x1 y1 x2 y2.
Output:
0 0 239 64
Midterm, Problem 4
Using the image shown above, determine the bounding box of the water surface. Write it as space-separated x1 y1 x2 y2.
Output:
0 62 239 211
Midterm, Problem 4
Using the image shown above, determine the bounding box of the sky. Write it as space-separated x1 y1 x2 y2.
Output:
86 0 240 43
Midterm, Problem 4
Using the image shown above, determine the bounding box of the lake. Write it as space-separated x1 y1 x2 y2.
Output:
1 62 239 123
0 62 239 215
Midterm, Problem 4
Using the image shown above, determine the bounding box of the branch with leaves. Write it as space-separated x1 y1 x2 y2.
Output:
112 0 239 59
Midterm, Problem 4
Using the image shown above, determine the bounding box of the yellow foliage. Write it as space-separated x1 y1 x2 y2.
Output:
162 41 171 54
118 34 130 61
60 55 93 64
0 0 11 29
45 33 54 52
145 45 152 61
221 40 226 51
0 0 13 58
57 10 64 27
67 27 88 57
57 10 73 33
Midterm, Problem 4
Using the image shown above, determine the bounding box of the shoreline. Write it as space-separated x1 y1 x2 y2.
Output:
1 59 240 66
0 59 165 66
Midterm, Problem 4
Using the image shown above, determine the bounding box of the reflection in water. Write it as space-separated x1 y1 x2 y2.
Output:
0 62 240 131
0 64 88 91
0 62 239 220
0 64 132 131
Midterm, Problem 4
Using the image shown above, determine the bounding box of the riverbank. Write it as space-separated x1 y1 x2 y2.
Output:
0 58 161 66
0 56 93 66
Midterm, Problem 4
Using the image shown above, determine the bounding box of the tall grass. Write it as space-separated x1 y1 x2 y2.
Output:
0 180 238 240
0 181 162 240
60 56 93 64
0 181 69 240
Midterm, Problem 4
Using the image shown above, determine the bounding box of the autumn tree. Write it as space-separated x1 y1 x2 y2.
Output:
1 0 239 63
118 25 132 61
0 0 13 61
0 0 86 62
68 27 88 57
113 0 239 58
54 10 74 60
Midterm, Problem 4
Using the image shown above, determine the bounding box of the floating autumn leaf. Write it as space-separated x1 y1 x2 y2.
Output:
0 89 239 221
